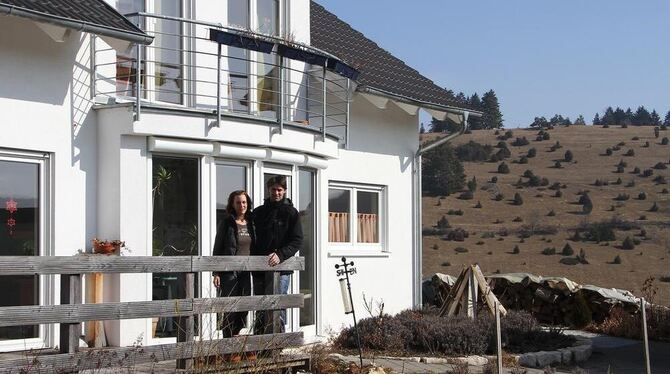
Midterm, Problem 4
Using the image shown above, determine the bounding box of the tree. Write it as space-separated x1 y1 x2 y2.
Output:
664 111 670 126
419 123 426 134
650 110 661 126
530 116 549 128
574 115 586 126
429 117 459 133
633 106 652 126
602 107 615 127
468 93 482 109
480 90 503 129
592 113 601 126
513 192 523 205
422 144 465 196
564 150 574 162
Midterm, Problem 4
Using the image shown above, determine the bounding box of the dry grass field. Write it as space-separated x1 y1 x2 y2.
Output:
422 125 670 305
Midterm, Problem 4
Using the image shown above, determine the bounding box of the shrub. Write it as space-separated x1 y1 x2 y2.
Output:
577 219 622 242
467 176 477 192
632 136 640 140
491 176 498 183
542 132 550 140
644 141 650 148
547 210 556 217
527 148 537 158
626 180 636 187
523 169 534 178
447 209 464 216
654 127 660 138
423 144 466 196
512 216 523 222
642 169 654 177
654 176 667 184
562 243 574 256
613 255 622 264
618 159 628 167
504 130 514 139
443 228 469 241
649 202 659 212
622 236 635 250
512 137 530 146
614 193 630 201
494 193 504 201
554 189 562 198
564 150 574 162
437 215 451 229
458 191 474 200
616 165 625 173
496 141 508 149
553 161 562 169
333 313 410 351
577 248 589 264
614 177 623 185
455 141 494 162
638 192 647 200
625 149 635 156
497 162 510 174
639 215 647 220
662 137 669 145
663 188 669 194
518 156 529 164
605 148 613 156
654 162 667 170
513 192 523 206
441 261 451 267
632 166 641 174
474 200 482 208
454 246 469 253
542 247 556 255
571 292 592 328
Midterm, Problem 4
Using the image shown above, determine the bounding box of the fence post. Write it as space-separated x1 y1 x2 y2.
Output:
177 272 195 371
495 301 503 374
60 274 82 354
641 297 651 374
272 272 282 334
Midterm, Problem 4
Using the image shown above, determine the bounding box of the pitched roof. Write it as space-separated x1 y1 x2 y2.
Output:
0 0 152 44
310 1 476 113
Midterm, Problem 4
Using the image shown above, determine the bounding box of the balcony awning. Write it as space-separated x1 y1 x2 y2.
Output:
0 0 153 45
208 28 359 81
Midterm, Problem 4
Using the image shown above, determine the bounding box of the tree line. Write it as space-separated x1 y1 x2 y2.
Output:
530 106 670 129
423 89 504 133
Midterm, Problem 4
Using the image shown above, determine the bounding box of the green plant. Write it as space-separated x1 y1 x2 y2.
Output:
613 255 622 264
562 243 574 256
498 162 510 174
513 192 523 206
622 236 635 250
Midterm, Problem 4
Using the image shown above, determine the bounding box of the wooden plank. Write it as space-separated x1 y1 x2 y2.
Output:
0 333 303 373
0 295 304 327
472 265 507 316
192 256 304 272
59 274 81 354
447 267 471 317
0 256 192 275
177 273 195 370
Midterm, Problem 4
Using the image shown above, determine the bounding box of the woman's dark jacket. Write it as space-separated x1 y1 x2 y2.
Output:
212 213 256 279
251 198 303 264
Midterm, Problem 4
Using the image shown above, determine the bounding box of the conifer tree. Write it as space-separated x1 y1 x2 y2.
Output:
481 89 503 129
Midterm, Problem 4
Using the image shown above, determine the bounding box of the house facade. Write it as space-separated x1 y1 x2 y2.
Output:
0 0 477 351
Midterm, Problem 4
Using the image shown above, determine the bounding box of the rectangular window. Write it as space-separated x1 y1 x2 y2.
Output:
328 183 384 248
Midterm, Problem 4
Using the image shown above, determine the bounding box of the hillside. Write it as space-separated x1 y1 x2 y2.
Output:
422 126 670 305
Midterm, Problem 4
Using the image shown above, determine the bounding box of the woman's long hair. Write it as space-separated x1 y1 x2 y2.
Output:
226 190 252 220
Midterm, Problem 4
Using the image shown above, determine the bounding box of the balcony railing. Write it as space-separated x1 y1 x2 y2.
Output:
93 13 354 147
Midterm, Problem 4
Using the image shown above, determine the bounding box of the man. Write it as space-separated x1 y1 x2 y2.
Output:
252 176 303 333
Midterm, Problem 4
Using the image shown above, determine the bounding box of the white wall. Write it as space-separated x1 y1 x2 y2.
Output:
318 95 419 332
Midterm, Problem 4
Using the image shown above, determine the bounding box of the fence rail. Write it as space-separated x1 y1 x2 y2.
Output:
0 255 306 373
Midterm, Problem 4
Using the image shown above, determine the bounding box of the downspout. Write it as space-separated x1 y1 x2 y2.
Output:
412 111 469 308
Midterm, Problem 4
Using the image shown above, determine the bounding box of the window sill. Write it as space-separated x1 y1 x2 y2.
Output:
327 249 390 258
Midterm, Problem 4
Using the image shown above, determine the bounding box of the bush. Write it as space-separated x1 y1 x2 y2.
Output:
654 176 667 185
613 255 622 264
632 136 640 140
437 215 451 229
454 246 469 253
513 192 523 206
663 188 669 194
474 200 482 209
543 132 550 140
562 243 574 256
571 292 592 328
605 148 613 156
615 177 623 185
496 141 508 149
622 236 635 250
662 137 669 145
455 141 494 162
512 245 520 254
654 162 667 170
467 176 477 192
512 216 523 222
618 159 628 167
458 191 474 200
423 144 466 196
447 209 464 216
554 189 562 198
642 169 654 177
333 313 410 351
542 247 556 255
616 165 625 173
577 219 624 242
527 148 537 158
497 162 510 174
494 193 504 201
626 180 636 187
632 166 641 174
649 202 659 212
443 228 469 241
644 141 650 148
564 150 574 162
518 156 529 164
512 137 530 146
553 161 562 169
638 192 647 200
547 210 556 217
491 176 498 183
504 130 514 139
625 149 635 157
614 193 630 201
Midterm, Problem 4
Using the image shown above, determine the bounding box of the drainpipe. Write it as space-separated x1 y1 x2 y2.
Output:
412 111 469 308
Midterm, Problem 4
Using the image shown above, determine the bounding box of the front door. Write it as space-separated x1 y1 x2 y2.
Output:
0 152 51 351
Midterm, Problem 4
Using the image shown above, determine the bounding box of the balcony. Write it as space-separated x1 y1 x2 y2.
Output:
93 13 355 146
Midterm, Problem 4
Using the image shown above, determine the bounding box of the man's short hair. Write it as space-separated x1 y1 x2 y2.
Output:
266 175 287 190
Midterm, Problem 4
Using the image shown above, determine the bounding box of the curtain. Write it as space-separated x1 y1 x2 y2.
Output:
328 213 378 243
357 214 378 243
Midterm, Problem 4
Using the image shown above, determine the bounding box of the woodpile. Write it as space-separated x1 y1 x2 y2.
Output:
438 265 506 318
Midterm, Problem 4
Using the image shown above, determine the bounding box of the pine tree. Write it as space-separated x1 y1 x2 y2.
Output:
664 111 670 126
574 115 586 126
602 107 615 126
592 113 601 126
468 93 482 109
420 123 426 134
634 106 651 126
422 144 466 196
650 110 661 126
481 89 504 129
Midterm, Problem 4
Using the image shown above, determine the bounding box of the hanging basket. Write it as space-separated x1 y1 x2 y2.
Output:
92 238 125 255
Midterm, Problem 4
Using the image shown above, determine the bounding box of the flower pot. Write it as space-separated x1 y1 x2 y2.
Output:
93 243 116 255
277 44 327 66
209 29 274 54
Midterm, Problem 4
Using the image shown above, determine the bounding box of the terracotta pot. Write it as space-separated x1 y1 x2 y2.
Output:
93 243 117 255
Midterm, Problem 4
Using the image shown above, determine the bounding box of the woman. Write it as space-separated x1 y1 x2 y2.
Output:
212 190 255 339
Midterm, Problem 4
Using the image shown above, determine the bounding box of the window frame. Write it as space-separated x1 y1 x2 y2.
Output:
327 181 386 253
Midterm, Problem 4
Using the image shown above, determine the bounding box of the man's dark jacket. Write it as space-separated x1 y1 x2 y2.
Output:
252 198 303 265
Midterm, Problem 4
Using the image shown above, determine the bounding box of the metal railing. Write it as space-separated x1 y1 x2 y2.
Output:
93 13 352 146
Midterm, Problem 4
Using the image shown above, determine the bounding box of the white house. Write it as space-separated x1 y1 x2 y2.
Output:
0 0 478 351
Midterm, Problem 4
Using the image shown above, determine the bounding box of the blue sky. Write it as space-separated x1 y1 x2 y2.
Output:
316 1 670 128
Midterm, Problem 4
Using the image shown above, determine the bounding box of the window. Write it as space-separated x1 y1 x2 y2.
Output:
328 183 384 248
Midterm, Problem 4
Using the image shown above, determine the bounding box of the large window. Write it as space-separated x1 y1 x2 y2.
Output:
328 183 384 247
151 156 199 338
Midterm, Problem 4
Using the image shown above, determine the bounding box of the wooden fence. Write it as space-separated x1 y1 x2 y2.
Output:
0 255 305 373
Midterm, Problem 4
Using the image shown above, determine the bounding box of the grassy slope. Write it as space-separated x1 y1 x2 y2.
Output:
422 126 670 305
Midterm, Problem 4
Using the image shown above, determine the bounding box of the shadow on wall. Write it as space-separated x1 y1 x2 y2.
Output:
0 16 77 105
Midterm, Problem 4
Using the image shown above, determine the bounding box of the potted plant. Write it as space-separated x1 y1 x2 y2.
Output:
209 29 274 54
92 238 126 255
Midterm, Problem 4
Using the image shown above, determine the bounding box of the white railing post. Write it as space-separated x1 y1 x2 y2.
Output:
278 56 284 134
641 297 651 374
216 43 222 126
495 301 503 374
135 43 142 121
322 65 327 141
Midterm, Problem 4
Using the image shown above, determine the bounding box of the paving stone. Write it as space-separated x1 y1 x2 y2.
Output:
571 344 592 362
518 352 538 367
420 356 449 364
535 350 562 367
558 348 573 364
